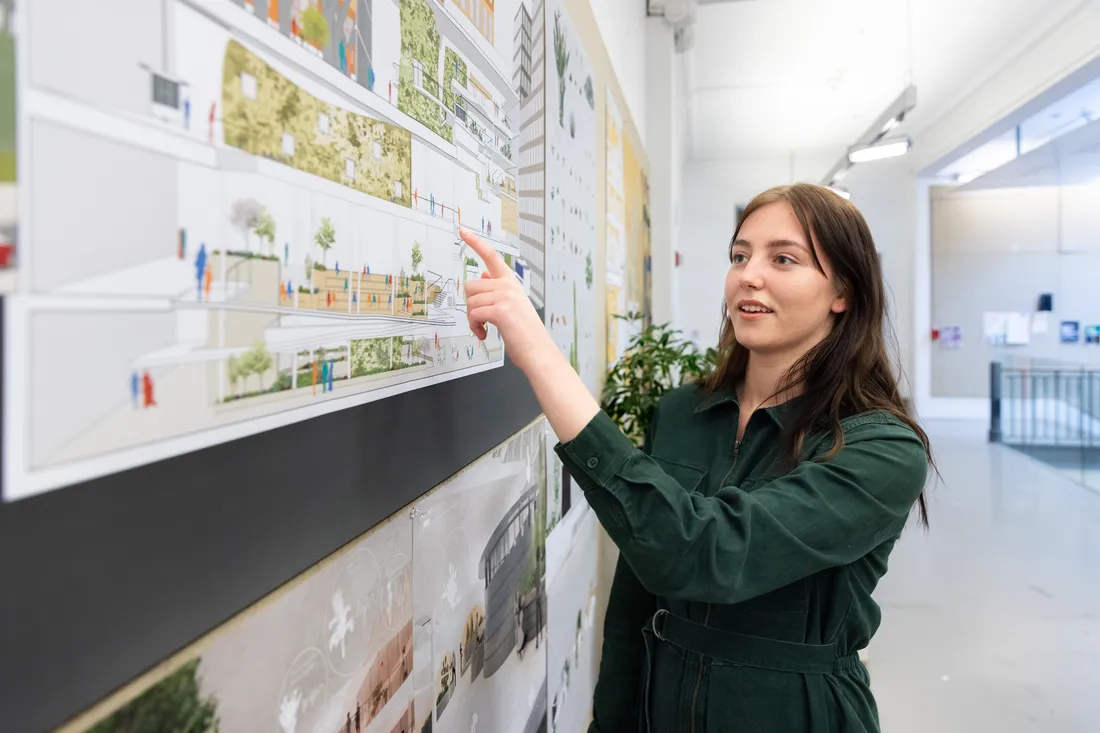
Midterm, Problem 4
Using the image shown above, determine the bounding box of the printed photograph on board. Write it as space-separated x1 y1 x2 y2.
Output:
410 419 549 733
72 514 415 733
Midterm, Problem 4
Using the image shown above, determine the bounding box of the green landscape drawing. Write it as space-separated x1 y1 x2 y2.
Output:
397 0 451 142
83 659 220 733
221 40 412 207
351 336 426 377
0 12 15 183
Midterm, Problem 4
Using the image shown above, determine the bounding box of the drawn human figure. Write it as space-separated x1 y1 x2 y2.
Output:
321 359 329 393
367 65 375 91
430 193 435 215
311 359 319 395
183 96 191 130
481 215 484 233
178 228 186 260
345 712 352 733
488 220 491 236
208 102 216 142
327 359 335 392
142 371 156 407
284 242 289 266
286 280 293 299
131 371 139 409
352 291 357 305
203 264 213 302
413 189 418 207
339 38 347 74
344 278 349 292
457 206 461 224
355 703 361 733
335 260 340 276
195 243 208 301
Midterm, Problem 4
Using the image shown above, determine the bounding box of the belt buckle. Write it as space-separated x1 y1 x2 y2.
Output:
652 608 670 642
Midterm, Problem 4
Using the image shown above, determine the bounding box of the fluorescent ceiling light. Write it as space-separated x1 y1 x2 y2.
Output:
829 186 851 200
881 116 900 134
848 138 910 163
831 167 848 183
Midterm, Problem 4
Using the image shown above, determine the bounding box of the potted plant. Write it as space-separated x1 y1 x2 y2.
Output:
600 313 718 446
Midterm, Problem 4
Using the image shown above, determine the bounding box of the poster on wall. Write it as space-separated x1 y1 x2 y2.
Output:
605 91 627 366
71 512 415 733
621 132 650 332
1061 320 1080 344
410 419 548 733
544 0 598 395
3 0 546 501
0 0 16 292
546 507 600 732
1086 325 1100 344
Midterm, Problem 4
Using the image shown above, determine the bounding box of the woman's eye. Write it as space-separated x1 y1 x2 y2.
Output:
732 252 748 264
775 255 795 266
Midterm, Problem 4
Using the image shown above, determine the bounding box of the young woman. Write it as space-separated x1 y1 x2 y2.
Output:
460 182 932 732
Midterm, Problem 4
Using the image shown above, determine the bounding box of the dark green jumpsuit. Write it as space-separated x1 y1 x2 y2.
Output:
554 384 929 733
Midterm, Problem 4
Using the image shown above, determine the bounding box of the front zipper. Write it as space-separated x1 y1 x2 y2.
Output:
690 435 740 730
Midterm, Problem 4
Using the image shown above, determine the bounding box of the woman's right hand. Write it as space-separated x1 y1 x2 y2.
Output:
460 227 558 376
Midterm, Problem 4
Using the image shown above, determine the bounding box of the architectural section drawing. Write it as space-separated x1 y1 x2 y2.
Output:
513 0 546 307
547 507 600 733
75 514 415 733
3 0 539 500
0 0 17 290
545 0 596 393
605 91 627 365
411 420 548 733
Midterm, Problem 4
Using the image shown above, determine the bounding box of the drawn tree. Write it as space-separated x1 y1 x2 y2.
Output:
278 689 302 733
230 198 263 253
584 76 595 110
553 11 570 127
86 658 219 733
437 651 456 701
255 209 276 256
585 252 593 289
238 341 273 393
328 589 356 658
411 242 423 275
228 355 243 397
314 217 335 266
302 6 330 49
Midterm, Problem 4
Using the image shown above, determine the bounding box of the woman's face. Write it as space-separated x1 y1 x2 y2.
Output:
724 200 847 362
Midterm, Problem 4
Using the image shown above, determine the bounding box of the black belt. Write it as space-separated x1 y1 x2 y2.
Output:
650 608 860 674
640 608 861 732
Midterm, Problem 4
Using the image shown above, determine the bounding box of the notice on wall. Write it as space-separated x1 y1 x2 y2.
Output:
1061 320 1081 343
3 0 547 501
983 311 1030 346
1086 325 1100 344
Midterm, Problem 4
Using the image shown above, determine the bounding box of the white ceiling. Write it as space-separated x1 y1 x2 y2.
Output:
685 0 1086 161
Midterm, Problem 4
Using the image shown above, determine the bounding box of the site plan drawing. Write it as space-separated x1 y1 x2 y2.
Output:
4 0 545 500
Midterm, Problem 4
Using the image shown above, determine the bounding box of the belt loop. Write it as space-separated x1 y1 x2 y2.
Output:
651 608 669 642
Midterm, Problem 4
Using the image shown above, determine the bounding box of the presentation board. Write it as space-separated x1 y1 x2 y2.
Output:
2 0 547 501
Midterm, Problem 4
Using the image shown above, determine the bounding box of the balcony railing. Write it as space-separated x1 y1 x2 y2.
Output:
989 359 1100 494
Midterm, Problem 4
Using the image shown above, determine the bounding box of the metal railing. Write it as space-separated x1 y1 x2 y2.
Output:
989 360 1100 447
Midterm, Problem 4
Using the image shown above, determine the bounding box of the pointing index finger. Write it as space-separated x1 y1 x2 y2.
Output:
459 227 511 279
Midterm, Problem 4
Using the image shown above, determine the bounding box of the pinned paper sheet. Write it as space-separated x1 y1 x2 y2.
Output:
1032 312 1049 334
983 312 1031 346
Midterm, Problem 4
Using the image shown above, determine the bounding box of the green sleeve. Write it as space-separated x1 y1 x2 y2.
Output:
556 411 928 604
587 412 660 733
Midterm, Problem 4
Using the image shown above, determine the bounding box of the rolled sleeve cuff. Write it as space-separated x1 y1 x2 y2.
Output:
554 411 637 490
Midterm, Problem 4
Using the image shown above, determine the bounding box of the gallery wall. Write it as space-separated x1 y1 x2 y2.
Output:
0 0 652 732
930 184 1100 399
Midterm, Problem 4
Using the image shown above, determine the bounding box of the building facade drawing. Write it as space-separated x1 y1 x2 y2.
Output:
452 0 495 44
513 0 545 306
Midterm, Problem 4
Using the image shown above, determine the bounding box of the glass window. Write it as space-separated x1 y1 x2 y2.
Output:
281 132 295 156
241 72 258 100
152 74 180 108
318 112 330 134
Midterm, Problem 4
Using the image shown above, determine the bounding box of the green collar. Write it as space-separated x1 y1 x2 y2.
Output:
693 385 801 429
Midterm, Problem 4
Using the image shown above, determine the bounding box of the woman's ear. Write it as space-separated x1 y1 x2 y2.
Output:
831 293 848 314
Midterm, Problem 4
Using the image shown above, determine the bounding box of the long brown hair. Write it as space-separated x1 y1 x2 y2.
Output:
704 183 933 527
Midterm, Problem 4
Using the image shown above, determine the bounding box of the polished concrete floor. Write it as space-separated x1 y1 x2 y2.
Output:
870 420 1100 732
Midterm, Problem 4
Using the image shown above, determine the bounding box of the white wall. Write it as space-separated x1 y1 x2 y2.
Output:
646 19 690 329
590 0 647 144
929 184 1100 399
846 159 919 399
675 151 839 347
